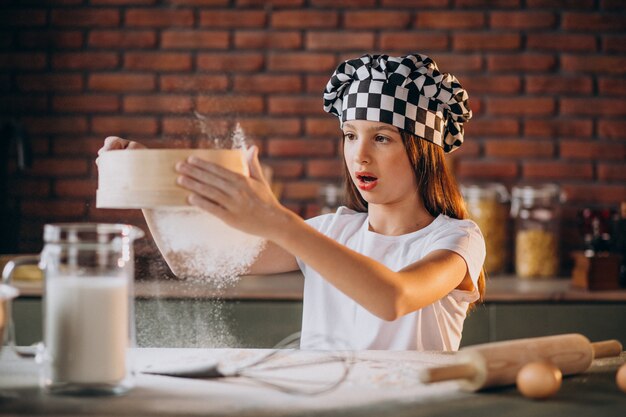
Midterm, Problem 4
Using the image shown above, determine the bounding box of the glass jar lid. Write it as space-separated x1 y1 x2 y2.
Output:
460 183 510 203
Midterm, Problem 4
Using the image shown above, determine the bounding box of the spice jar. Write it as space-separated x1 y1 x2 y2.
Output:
461 183 510 274
511 184 562 279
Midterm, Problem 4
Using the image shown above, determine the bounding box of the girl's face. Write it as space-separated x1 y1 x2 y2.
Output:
342 120 418 206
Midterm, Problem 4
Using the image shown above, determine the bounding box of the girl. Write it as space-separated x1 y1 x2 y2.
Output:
99 53 486 351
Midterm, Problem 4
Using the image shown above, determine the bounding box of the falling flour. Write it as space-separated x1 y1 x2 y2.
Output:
149 207 266 288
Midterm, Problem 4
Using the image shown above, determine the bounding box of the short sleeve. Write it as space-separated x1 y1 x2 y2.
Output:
425 219 486 287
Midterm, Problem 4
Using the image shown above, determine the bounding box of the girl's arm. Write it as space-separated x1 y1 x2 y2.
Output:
176 147 470 321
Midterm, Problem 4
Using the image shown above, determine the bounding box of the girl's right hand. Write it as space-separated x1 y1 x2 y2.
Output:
97 136 146 155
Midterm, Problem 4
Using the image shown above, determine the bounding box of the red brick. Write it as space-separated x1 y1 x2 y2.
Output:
487 98 555 116
269 96 321 115
597 163 626 182
196 95 264 114
527 0 593 7
523 161 593 180
306 32 375 51
415 11 485 29
23 117 88 134
89 73 155 92
92 0 158 4
22 200 86 217
466 119 520 137
200 10 266 28
265 160 304 179
455 160 518 179
433 54 483 72
268 53 336 72
92 116 158 135
561 98 626 116
307 159 343 178
233 75 302 94
0 9 47 26
305 118 341 137
0 95 47 113
379 33 449 51
525 119 593 138
197 53 264 71
306 75 330 94
271 11 339 29
560 140 625 160
55 179 97 197
527 34 596 52
29 158 90 177
53 137 105 156
20 31 83 49
238 118 301 136
456 0 519 6
126 9 194 27
51 9 120 27
88 30 157 48
268 139 334 157
53 52 119 70
484 139 554 158
382 0 449 6
235 31 302 49
452 32 522 51
598 120 626 139
561 184 626 205
160 75 228 92
310 0 373 6
161 30 229 49
124 52 191 71
124 95 193 113
488 54 556 72
562 55 626 74
53 95 119 113
0 53 46 70
238 0 303 6
6 179 50 198
88 207 146 222
603 36 626 53
598 77 626 96
16 74 83 92
526 75 593 95
344 11 411 29
562 13 626 31
461 75 521 94
490 12 556 29
283 182 322 200
162 117 196 135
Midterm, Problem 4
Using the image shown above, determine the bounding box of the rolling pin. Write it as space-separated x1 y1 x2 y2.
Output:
419 333 622 391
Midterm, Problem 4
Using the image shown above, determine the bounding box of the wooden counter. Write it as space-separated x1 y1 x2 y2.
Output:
1 347 625 417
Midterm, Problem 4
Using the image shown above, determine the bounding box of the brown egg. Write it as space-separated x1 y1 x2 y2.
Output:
516 361 562 400
617 363 626 393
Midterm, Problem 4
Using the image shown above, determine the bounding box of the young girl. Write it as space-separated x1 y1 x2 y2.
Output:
99 53 485 351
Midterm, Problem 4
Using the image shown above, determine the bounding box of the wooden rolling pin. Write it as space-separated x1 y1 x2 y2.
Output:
419 333 622 391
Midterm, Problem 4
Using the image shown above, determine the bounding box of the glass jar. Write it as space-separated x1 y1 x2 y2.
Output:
511 184 562 279
319 183 344 215
461 183 510 275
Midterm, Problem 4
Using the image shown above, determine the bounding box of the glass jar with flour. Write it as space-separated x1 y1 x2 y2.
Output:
2 223 143 395
511 184 562 279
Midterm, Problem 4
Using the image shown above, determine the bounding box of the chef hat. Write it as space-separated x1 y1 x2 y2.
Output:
322 53 472 153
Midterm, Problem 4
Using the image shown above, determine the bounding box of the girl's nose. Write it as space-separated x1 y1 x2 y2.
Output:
353 140 371 164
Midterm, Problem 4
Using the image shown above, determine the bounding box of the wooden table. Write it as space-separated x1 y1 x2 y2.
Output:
1 347 625 417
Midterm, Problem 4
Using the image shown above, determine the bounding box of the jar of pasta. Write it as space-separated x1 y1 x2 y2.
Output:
461 183 510 275
511 184 562 279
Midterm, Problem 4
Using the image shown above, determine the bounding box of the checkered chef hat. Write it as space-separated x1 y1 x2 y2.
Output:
323 53 472 153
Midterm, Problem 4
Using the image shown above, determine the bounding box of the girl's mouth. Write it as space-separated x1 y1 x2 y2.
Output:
356 172 378 191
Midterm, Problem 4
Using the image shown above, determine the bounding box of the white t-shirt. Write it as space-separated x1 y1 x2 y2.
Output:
296 206 486 351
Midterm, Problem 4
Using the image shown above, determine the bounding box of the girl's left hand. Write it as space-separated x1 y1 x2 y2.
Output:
175 146 290 240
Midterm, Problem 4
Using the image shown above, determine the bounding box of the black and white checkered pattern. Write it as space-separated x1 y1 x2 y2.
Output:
323 53 472 153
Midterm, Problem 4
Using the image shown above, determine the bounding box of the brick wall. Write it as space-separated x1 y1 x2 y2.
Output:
1 0 625 269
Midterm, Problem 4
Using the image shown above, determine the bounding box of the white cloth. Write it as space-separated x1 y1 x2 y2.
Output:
296 206 486 351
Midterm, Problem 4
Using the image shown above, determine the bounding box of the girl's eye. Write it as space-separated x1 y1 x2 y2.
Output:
343 133 356 141
375 135 389 143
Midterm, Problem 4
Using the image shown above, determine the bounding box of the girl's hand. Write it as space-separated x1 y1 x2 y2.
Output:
96 136 146 165
175 146 290 240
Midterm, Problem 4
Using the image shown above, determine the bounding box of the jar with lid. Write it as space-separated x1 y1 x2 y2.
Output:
461 183 510 275
511 184 562 279
319 183 344 215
